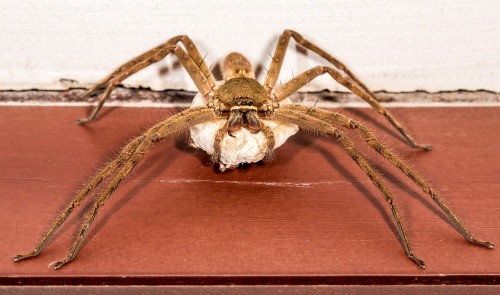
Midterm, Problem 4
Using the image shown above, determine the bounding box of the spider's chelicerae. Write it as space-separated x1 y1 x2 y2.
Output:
13 30 493 269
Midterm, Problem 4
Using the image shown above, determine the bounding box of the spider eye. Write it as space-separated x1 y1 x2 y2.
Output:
237 98 253 106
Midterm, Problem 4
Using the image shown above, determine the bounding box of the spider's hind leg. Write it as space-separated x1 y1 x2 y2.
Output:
51 137 155 269
51 106 215 269
284 104 494 250
274 107 427 268
12 135 144 263
14 106 216 269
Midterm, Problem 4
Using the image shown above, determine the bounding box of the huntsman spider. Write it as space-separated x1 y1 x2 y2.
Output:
13 30 493 269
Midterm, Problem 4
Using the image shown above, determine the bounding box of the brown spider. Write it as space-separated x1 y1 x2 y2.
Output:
13 30 493 269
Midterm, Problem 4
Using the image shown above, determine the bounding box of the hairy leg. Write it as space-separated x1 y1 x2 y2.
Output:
283 104 494 249
264 30 371 94
12 136 143 263
14 106 216 268
78 36 216 124
274 107 426 268
275 65 432 150
265 30 431 150
82 35 214 98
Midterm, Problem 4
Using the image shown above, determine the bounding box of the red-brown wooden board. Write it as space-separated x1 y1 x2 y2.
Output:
1 105 499 287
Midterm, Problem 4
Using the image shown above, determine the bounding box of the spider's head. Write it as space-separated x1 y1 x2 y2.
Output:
215 77 270 135
216 77 269 108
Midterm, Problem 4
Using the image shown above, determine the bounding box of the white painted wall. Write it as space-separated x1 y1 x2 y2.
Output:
1 0 499 92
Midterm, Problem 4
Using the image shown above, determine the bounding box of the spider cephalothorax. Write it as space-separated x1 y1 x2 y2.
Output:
13 30 493 269
215 77 271 136
191 54 298 170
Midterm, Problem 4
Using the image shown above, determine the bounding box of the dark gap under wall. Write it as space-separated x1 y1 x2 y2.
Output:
1 88 499 104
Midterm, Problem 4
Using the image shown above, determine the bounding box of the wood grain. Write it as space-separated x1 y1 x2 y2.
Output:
1 105 499 285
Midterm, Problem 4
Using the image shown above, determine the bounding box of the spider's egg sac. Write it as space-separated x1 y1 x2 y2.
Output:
188 93 299 171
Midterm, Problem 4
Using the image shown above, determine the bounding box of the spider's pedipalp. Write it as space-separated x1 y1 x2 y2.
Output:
210 119 277 170
282 104 494 250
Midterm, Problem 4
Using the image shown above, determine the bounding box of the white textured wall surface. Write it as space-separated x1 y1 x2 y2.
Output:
1 0 499 92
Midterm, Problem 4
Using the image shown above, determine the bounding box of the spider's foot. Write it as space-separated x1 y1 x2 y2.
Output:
13 250 41 262
413 143 433 151
409 254 426 269
75 117 94 125
471 239 494 249
51 257 73 270
403 133 432 150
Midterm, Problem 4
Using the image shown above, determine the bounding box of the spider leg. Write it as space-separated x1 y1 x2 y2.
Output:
14 106 215 268
51 138 154 269
266 30 431 150
265 30 369 94
12 136 143 263
274 65 432 150
77 36 216 124
81 35 215 100
274 107 426 268
283 104 494 250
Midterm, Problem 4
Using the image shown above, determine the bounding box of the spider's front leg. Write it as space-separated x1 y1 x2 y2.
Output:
14 106 216 269
77 35 216 124
266 29 431 151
